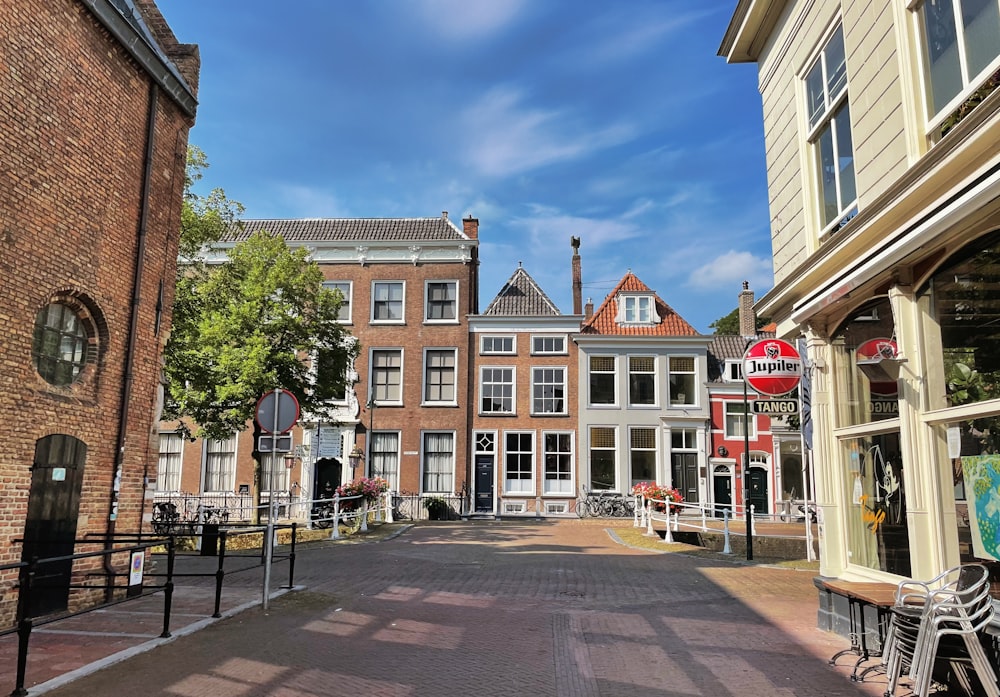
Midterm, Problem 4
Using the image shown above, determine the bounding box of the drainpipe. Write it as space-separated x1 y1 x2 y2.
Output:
104 83 159 599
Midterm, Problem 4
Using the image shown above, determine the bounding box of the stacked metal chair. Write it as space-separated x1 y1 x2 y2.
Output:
881 563 997 697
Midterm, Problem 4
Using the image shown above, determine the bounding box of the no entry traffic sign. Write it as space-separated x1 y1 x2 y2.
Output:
743 339 802 396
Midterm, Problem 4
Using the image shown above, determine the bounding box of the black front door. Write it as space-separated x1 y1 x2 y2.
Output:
748 467 769 515
475 455 493 513
713 467 732 518
22 435 87 617
671 453 699 503
314 458 343 500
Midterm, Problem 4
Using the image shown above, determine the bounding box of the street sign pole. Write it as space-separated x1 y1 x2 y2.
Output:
743 375 753 562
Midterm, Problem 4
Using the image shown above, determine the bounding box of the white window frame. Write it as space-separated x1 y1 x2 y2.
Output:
722 360 744 383
531 334 567 355
423 347 458 405
915 0 1000 129
588 355 618 407
322 280 353 323
370 431 401 492
542 430 574 495
724 401 757 440
589 426 618 491
204 433 237 493
371 280 405 324
629 426 658 487
504 430 535 494
804 23 857 236
260 450 291 493
615 294 660 325
156 431 183 492
421 431 455 494
531 366 567 415
668 355 697 407
628 354 658 407
370 348 404 406
480 366 516 415
480 335 516 355
424 280 459 324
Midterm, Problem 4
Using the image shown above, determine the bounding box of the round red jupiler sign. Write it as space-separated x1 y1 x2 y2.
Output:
857 338 899 396
742 339 802 396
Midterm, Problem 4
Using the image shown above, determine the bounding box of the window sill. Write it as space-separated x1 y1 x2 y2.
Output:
421 402 459 408
478 412 517 417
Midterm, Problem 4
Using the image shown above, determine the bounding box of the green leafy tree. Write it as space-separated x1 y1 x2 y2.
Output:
164 149 358 520
708 307 771 335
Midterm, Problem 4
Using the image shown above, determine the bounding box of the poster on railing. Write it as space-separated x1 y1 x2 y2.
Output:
961 454 1000 561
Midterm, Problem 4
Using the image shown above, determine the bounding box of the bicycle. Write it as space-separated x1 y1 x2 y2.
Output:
152 501 180 534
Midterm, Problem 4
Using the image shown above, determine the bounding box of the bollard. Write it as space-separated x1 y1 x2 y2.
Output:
213 531 227 618
662 507 674 543
360 498 369 532
535 496 542 519
645 499 655 537
385 491 394 523
330 496 341 540
722 509 733 554
161 539 176 637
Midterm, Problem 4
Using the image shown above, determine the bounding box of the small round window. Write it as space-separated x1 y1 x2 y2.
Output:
32 303 89 385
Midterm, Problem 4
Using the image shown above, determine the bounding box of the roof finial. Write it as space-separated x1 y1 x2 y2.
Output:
518 260 523 268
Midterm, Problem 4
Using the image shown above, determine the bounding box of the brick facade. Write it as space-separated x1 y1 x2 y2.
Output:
0 0 197 621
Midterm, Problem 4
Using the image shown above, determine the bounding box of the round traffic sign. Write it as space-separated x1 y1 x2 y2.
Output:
255 388 300 434
742 339 802 396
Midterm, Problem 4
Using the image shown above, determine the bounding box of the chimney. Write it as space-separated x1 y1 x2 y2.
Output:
462 215 479 240
585 297 594 321
571 236 582 315
738 280 756 338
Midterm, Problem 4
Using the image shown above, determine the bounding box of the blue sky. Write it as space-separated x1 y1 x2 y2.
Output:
161 1 772 333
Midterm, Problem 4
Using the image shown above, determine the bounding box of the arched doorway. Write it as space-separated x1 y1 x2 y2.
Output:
314 457 343 500
22 434 87 616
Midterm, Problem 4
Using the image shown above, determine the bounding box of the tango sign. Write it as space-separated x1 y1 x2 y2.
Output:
742 339 802 396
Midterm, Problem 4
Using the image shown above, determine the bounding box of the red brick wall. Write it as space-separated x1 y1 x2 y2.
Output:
0 0 196 620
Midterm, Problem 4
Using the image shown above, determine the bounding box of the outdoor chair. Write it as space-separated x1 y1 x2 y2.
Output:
881 563 997 697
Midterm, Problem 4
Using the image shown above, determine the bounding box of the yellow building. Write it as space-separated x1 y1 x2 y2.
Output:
720 0 1000 601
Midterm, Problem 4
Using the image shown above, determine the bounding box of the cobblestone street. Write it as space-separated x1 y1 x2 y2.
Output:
32 521 888 697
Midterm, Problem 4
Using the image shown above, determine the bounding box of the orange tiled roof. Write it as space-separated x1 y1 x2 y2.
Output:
580 272 700 336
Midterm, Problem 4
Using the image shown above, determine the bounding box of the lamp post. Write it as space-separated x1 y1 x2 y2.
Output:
365 393 377 479
743 372 754 561
348 444 364 473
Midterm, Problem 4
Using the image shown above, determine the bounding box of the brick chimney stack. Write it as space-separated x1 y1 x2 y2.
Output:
571 236 582 315
738 280 756 338
585 297 594 320
462 215 479 239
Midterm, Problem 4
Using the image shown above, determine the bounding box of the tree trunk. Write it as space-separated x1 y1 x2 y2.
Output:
251 419 262 525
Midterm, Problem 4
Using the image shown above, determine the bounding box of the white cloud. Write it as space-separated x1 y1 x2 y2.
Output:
514 206 643 250
685 250 773 293
460 87 634 177
410 0 528 40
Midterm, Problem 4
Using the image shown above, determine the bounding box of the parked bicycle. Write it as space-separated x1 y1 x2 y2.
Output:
575 487 635 518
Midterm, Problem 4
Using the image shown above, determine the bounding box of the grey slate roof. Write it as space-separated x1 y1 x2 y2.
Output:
707 331 776 383
226 217 470 243
483 266 561 316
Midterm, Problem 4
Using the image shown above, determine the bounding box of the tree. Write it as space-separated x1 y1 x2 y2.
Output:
163 148 358 521
708 307 771 335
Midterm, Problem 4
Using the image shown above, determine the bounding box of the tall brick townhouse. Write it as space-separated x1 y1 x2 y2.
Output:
1 0 198 619
159 215 480 516
721 0 1000 635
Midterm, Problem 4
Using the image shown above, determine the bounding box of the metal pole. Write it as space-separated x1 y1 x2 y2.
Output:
743 376 754 561
798 384 815 561
262 499 275 610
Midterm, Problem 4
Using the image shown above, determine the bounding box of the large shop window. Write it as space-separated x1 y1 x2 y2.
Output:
921 229 1000 567
842 432 910 576
831 297 900 426
833 300 909 575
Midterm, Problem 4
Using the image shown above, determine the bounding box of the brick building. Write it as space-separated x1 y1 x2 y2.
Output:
158 214 479 518
469 262 583 516
1 0 198 619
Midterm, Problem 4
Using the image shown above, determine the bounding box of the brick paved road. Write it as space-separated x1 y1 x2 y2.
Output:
39 520 890 697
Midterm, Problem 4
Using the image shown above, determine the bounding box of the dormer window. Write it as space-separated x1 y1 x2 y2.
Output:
616 294 660 325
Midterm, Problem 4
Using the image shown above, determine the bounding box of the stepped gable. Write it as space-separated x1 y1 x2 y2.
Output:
579 271 699 336
483 265 561 316
226 217 470 243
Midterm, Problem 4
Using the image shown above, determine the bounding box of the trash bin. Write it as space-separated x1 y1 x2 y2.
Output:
201 523 220 556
